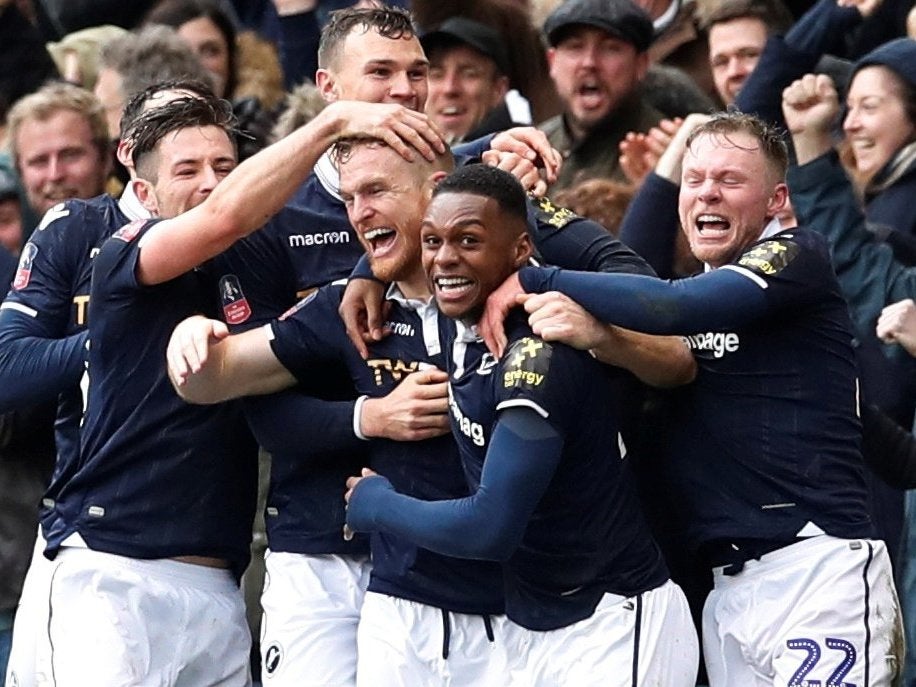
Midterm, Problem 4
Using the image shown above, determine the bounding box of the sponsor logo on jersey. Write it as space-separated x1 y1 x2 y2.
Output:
113 220 146 242
219 274 251 325
264 643 284 675
503 336 550 388
12 242 38 290
37 203 70 231
533 196 578 229
737 238 800 276
448 385 485 446
386 320 415 337
287 231 351 248
366 358 419 386
684 331 740 358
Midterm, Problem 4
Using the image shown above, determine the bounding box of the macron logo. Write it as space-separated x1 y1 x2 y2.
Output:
288 232 350 248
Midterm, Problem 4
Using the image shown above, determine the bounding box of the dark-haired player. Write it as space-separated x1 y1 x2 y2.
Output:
31 90 444 684
0 79 216 687
483 112 903 685
343 164 699 685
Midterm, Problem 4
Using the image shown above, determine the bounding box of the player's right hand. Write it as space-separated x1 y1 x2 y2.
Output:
339 277 391 359
326 101 447 163
360 368 450 441
166 315 228 387
479 272 526 358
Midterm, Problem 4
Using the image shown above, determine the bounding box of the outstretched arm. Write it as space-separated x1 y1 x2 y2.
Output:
167 316 296 403
137 100 447 285
345 407 563 560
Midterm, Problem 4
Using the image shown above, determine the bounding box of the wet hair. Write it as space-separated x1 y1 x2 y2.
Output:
144 0 238 97
685 110 788 180
129 95 238 180
432 163 527 226
318 5 417 70
119 78 216 142
7 81 109 172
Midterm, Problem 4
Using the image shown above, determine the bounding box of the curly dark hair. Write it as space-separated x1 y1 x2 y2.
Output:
433 163 527 224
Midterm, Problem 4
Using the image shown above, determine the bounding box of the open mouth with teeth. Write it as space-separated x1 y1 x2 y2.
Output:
696 214 730 234
576 82 605 108
364 227 398 256
432 275 475 309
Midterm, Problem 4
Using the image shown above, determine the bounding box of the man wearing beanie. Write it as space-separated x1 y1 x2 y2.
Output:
539 0 664 192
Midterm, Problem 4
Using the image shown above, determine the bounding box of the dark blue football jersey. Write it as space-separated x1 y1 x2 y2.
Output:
0 195 138 533
47 219 258 579
270 283 504 615
440 312 669 630
207 167 368 555
667 231 872 548
520 229 873 552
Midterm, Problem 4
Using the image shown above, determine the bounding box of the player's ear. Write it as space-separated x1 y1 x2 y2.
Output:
315 69 339 103
766 182 790 220
512 232 533 268
134 179 159 215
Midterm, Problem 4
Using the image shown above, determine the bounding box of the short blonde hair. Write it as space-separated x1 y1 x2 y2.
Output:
6 81 110 171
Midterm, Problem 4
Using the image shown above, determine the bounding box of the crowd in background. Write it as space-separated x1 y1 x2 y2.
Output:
1 0 916 684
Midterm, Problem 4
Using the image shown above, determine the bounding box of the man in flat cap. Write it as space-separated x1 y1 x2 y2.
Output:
421 17 532 144
540 0 664 192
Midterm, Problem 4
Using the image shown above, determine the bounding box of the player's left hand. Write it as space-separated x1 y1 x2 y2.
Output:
166 315 229 387
523 291 609 350
344 467 378 503
479 272 527 358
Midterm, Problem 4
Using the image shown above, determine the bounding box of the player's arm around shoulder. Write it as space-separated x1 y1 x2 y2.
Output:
521 290 696 387
167 315 295 403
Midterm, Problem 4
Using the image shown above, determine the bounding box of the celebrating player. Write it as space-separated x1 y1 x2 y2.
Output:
343 164 700 685
481 111 903 686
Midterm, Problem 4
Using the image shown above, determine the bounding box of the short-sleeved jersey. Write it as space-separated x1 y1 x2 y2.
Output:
48 219 258 578
0 195 134 529
270 284 504 615
441 312 668 630
206 167 369 555
666 230 872 549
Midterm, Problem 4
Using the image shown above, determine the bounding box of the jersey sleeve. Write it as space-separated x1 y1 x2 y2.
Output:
518 262 768 334
345 406 564 560
495 334 595 435
527 195 656 276
268 285 347 382
3 201 88 336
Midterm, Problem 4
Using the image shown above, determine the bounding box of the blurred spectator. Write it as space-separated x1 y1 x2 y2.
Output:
0 169 23 258
539 0 664 191
94 25 213 141
45 25 129 90
420 17 530 143
552 177 635 234
144 0 239 98
143 0 278 159
644 0 716 99
269 80 326 142
411 0 562 123
6 82 110 219
700 0 794 106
